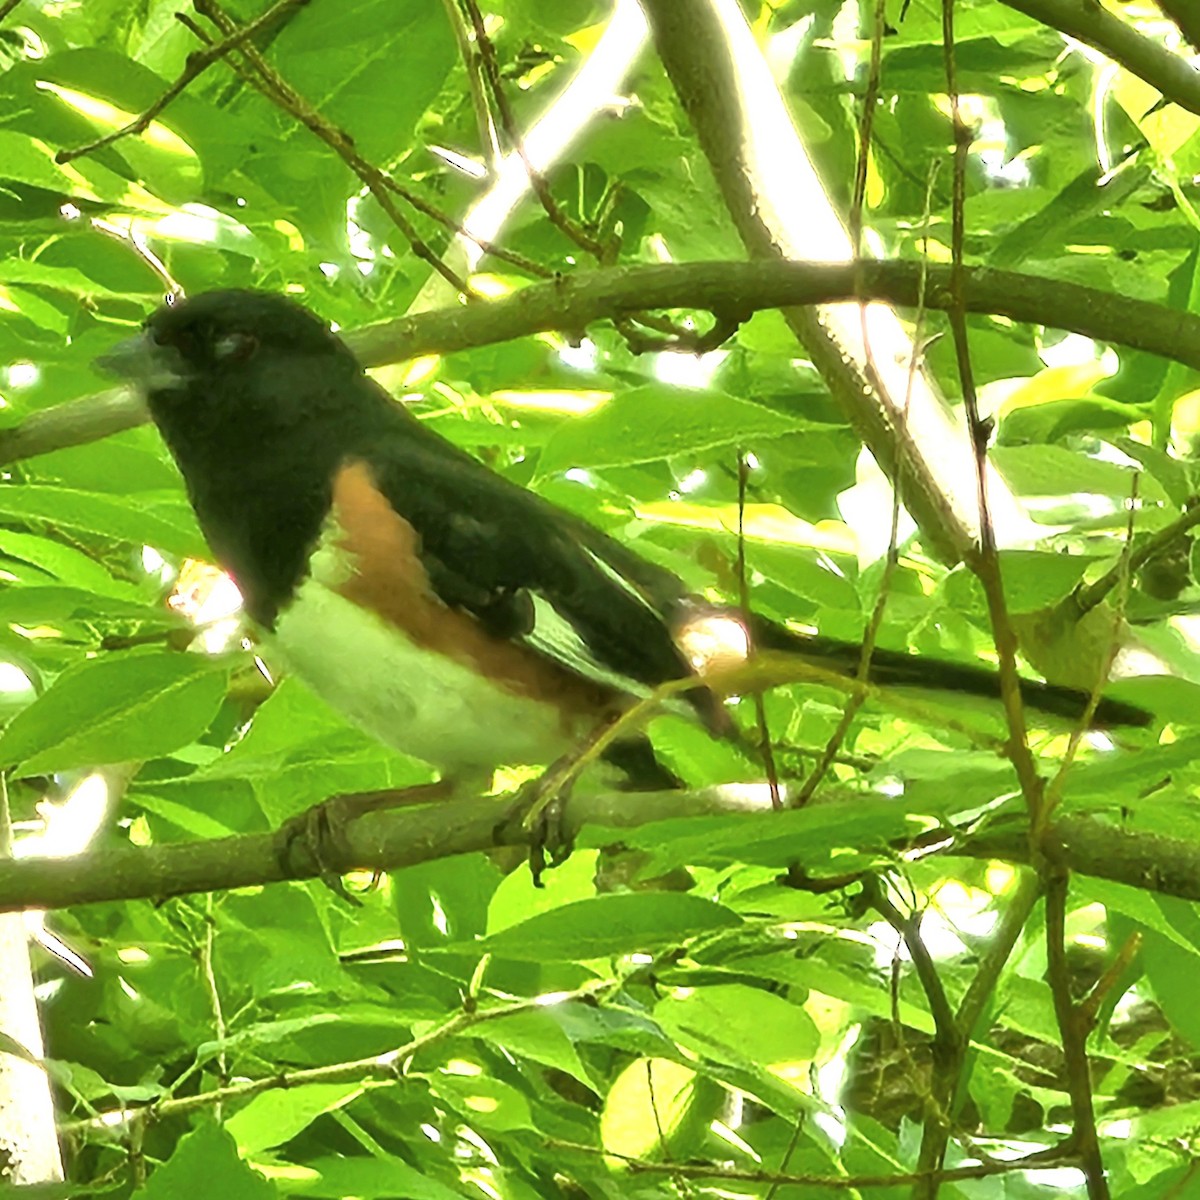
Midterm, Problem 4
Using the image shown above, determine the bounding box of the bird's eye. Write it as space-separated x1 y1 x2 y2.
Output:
212 331 258 363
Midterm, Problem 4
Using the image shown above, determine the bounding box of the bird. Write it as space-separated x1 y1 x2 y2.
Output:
96 289 1150 802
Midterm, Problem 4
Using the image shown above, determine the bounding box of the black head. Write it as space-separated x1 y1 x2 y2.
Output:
96 289 361 403
95 290 388 625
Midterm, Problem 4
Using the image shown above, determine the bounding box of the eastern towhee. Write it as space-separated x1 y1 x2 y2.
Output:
97 290 1150 796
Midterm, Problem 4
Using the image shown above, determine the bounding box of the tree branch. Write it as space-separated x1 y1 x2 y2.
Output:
55 0 313 164
1045 871 1110 1198
64 981 611 1135
1000 0 1200 117
1070 497 1200 618
10 259 1200 469
549 1137 1078 1190
3 788 1200 913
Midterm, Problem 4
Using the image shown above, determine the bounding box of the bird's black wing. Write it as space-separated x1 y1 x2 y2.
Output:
360 413 697 701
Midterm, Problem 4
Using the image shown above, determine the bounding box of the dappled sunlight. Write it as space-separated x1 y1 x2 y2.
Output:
635 498 858 554
35 82 195 157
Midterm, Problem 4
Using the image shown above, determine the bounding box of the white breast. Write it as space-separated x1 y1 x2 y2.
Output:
268 578 582 775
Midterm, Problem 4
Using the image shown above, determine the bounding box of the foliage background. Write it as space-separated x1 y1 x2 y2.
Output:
0 0 1199 1196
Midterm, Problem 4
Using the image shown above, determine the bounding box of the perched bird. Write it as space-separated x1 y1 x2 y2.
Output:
97 290 1149 795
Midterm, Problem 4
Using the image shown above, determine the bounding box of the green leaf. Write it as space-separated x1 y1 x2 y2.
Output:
431 1073 535 1132
472 1009 593 1089
998 550 1093 612
0 129 132 204
481 893 742 961
132 1123 275 1200
269 2 456 164
654 984 820 1066
0 529 141 598
535 384 809 475
616 803 927 873
991 444 1167 504
0 259 128 300
288 1156 466 1200
224 1083 365 1154
0 485 204 558
0 651 228 773
599 1057 721 1164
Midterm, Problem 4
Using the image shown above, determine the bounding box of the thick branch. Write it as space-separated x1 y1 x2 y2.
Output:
641 0 981 564
0 787 764 912
2 789 1200 913
8 259 1200 468
1001 0 1200 117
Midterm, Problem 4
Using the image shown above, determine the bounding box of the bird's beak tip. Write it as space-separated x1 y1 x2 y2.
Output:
94 331 185 389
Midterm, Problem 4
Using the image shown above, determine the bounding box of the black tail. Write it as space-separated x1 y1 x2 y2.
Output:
749 617 1151 729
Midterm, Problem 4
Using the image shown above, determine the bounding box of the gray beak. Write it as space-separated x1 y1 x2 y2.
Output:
94 330 189 390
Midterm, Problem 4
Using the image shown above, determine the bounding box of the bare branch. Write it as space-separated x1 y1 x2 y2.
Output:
10 260 1200 478
4 787 1200 913
1045 872 1111 1199
55 0 312 164
943 1 1043 833
1001 0 1200 116
548 1137 1079 1190
191 0 472 296
1072 497 1200 617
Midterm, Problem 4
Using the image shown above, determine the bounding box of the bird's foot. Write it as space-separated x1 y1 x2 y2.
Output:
495 764 579 887
276 781 452 900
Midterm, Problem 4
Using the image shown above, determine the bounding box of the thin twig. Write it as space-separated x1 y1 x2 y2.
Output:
736 450 781 811
940 0 1044 827
848 0 888 254
912 870 1041 1194
1072 495 1200 617
792 62 930 810
199 895 226 1119
66 980 610 1135
56 0 311 164
773 741 878 772
1045 871 1111 1199
1043 475 1141 823
863 878 959 1048
190 0 472 296
457 0 605 258
764 1117 807 1200
644 1060 674 1164
440 0 500 175
546 1137 1079 1189
1077 930 1141 1034
0 0 23 24
180 8 539 279
90 218 183 298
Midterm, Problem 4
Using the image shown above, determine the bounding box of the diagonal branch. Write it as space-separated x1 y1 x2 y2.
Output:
190 0 471 296
55 0 312 163
1000 0 1200 117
